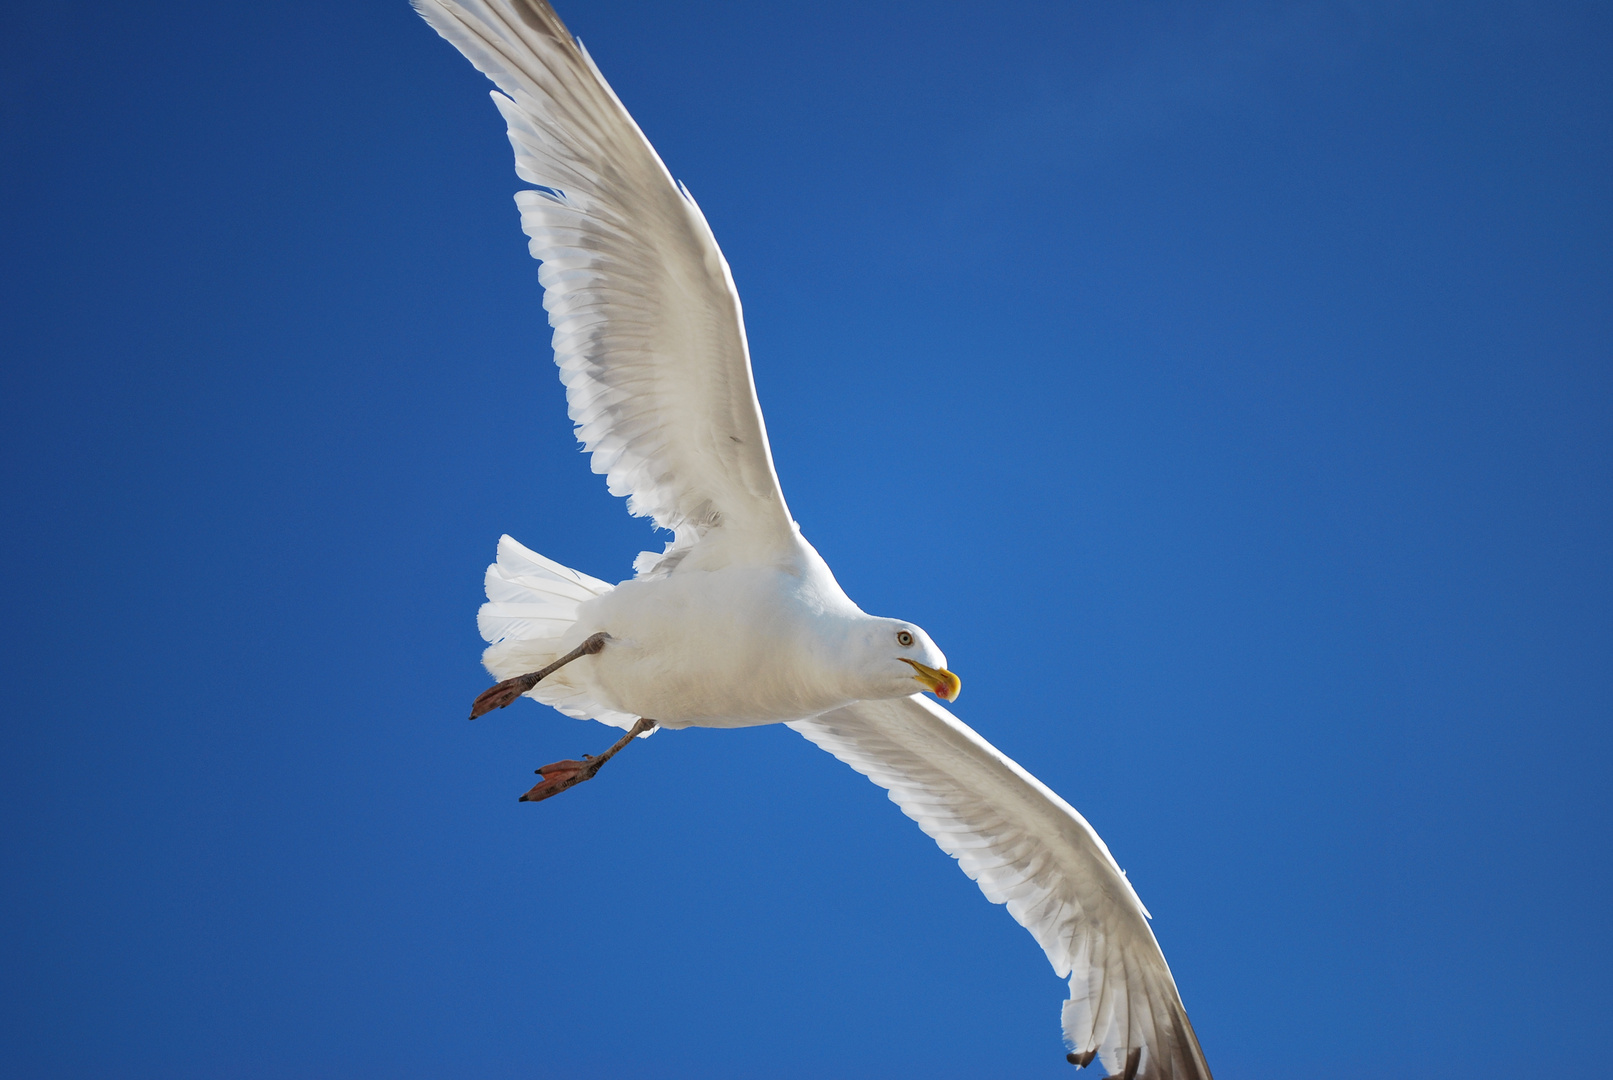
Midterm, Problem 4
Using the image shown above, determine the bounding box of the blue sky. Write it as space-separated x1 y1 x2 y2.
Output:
2 1 1609 1076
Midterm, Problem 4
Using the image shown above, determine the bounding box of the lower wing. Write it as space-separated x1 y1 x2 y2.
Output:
788 696 1211 1079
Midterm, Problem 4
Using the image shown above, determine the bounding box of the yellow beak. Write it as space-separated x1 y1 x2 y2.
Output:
900 658 962 702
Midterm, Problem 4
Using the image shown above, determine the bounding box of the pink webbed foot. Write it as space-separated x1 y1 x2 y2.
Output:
515 716 657 804
470 675 539 720
468 632 609 720
518 757 600 802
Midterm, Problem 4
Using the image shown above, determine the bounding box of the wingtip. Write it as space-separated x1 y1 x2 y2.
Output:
1101 1048 1142 1080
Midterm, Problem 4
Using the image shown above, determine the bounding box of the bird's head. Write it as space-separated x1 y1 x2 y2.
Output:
848 618 961 703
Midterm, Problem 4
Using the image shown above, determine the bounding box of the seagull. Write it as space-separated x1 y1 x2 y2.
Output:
415 1 1213 1075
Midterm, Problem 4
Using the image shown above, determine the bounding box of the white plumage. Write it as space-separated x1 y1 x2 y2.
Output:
792 699 1208 1075
416 1 1212 1075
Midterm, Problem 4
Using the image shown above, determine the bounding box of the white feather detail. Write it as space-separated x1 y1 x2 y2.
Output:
790 697 1211 1079
477 535 640 731
414 0 796 576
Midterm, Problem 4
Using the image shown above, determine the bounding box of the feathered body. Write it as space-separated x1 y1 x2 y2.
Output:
482 531 949 729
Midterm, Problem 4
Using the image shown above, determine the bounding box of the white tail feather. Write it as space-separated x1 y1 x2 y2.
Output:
477 535 640 730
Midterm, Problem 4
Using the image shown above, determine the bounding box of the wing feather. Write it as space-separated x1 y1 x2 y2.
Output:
789 696 1212 1079
415 0 794 571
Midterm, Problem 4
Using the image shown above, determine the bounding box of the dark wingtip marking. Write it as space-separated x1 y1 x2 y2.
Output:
1102 1048 1142 1080
1068 1049 1098 1067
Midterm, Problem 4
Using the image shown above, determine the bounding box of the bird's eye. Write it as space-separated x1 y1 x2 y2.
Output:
896 630 915 647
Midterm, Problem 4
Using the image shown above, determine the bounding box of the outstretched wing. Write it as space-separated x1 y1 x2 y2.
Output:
789 696 1212 1079
415 0 795 571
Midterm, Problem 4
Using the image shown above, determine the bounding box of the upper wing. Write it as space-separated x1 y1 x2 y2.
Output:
415 0 795 571
789 696 1212 1079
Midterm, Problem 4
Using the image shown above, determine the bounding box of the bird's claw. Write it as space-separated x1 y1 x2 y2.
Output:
469 633 610 720
518 758 599 802
470 674 540 719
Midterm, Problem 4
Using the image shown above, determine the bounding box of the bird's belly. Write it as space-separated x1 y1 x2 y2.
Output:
585 631 850 729
568 570 853 728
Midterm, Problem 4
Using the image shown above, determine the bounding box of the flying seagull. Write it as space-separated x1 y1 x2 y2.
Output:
415 1 1213 1075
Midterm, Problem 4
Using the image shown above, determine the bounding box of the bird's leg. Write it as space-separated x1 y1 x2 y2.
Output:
519 716 658 802
468 631 609 720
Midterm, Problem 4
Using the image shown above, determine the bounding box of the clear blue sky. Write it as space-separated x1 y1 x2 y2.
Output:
2 1 1609 1076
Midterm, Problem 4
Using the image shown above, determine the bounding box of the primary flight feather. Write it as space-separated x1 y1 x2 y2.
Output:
415 1 1213 1075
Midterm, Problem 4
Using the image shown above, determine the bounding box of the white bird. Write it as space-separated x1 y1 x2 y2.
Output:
415 1 1213 1075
